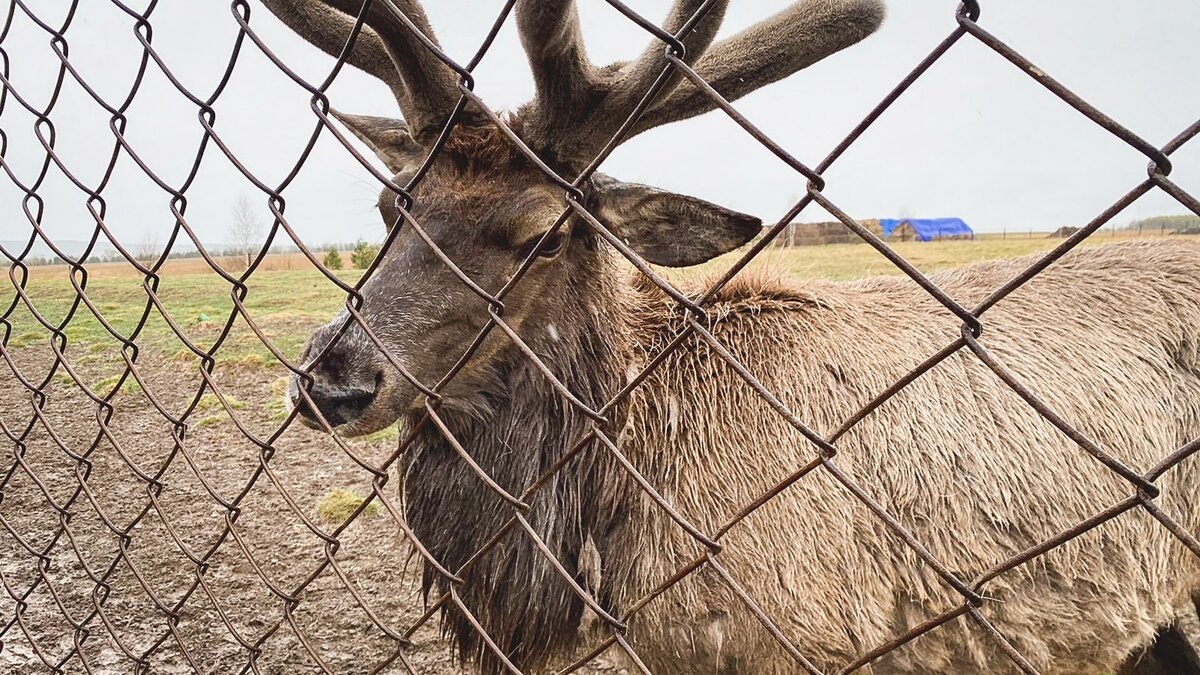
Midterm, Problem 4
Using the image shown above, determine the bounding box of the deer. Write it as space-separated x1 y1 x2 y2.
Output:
263 0 1200 672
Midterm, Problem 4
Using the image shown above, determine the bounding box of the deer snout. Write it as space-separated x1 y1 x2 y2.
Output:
292 380 376 428
288 320 384 429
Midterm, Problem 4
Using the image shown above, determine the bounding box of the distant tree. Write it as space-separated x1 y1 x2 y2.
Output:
135 229 161 266
228 194 265 270
350 239 379 269
1124 214 1200 232
323 248 344 270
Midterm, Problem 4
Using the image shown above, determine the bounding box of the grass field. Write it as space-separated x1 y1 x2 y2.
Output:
704 230 1200 281
4 231 1195 373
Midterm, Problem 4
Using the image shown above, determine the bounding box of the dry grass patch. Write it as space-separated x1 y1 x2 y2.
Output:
316 488 381 525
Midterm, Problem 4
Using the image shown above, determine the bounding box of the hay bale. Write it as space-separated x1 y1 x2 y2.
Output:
1049 226 1080 238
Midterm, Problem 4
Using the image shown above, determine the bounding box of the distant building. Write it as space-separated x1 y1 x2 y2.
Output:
880 218 974 242
774 219 884 247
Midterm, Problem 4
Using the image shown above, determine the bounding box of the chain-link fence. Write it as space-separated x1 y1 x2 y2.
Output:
2 1 1199 673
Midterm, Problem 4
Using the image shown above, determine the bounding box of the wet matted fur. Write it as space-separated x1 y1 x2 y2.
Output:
401 240 1200 674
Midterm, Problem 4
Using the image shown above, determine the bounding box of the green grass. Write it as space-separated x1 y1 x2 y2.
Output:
5 234 1195 366
4 265 360 365
5 331 43 349
194 414 225 428
197 392 247 412
359 425 400 444
267 377 292 421
92 373 143 396
316 488 381 525
688 232 1198 283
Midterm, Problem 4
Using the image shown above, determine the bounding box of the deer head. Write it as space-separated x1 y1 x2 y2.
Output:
270 0 885 435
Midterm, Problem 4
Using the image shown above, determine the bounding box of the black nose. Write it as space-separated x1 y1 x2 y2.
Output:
294 381 375 427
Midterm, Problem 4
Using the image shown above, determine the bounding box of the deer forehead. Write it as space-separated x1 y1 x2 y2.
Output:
406 171 568 245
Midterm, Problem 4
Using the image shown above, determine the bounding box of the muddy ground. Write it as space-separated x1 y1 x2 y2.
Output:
0 345 620 674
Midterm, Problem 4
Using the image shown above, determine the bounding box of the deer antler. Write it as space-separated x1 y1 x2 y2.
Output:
594 0 730 127
633 0 886 134
264 0 884 170
516 0 885 168
261 0 462 138
516 0 729 165
515 2 598 132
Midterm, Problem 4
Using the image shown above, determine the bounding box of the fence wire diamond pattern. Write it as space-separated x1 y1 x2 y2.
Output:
1 1 1199 673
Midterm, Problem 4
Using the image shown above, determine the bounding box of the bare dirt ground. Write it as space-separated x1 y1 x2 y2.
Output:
0 345 618 674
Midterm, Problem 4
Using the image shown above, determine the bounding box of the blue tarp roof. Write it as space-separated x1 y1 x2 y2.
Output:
880 218 974 242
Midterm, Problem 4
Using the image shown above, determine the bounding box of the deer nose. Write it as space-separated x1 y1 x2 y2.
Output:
293 381 375 428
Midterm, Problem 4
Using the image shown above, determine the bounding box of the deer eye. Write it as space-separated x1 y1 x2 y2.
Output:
520 228 569 260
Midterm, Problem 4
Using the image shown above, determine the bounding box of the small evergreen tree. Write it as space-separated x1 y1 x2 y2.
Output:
323 248 344 270
350 239 380 269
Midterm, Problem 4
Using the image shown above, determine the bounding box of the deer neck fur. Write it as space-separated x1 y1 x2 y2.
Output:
399 263 663 668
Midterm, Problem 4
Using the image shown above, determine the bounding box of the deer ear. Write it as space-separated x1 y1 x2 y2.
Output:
331 110 426 174
591 176 762 267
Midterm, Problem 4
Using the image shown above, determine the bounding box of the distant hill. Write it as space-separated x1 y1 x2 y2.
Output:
0 237 342 266
0 238 120 262
0 238 211 264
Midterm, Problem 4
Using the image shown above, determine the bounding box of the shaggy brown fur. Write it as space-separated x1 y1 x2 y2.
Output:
404 240 1200 673
592 239 1200 673
264 1 1198 670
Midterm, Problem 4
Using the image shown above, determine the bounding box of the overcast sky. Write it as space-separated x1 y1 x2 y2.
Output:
1 0 1197 254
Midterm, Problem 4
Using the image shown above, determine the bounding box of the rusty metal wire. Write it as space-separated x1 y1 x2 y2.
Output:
1 0 1198 673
